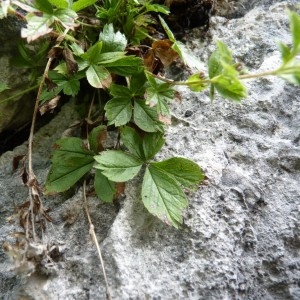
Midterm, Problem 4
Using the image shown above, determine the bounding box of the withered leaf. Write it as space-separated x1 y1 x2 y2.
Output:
152 39 179 67
143 49 159 72
39 95 61 115
114 182 126 200
63 47 78 75
48 46 63 59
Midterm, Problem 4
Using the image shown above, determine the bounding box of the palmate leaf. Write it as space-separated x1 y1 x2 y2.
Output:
45 137 94 194
48 70 84 97
144 73 174 122
21 13 53 42
120 127 165 161
142 165 188 228
21 8 77 42
94 150 143 182
104 56 144 76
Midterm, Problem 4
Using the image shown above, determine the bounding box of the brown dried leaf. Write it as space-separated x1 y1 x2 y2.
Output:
39 96 61 115
48 46 63 59
143 49 159 72
152 39 179 67
63 47 78 75
114 182 126 200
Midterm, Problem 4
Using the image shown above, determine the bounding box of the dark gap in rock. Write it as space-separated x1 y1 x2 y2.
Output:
0 99 67 155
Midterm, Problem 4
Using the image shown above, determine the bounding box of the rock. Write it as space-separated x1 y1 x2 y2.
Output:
1 1 300 299
0 17 36 135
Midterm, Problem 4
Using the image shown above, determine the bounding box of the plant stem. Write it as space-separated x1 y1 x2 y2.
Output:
27 58 53 176
238 69 278 80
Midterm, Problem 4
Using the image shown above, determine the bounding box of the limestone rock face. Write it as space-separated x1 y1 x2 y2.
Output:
0 18 35 135
0 1 300 299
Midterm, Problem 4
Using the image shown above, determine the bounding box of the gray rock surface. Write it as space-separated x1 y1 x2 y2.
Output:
0 18 36 134
1 1 300 299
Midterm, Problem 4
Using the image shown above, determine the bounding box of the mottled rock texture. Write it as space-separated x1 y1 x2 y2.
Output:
1 1 300 299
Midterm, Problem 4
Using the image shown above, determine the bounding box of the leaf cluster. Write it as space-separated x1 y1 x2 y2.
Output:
1 0 300 228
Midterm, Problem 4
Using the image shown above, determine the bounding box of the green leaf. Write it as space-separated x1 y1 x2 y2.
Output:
99 23 127 52
70 42 84 56
289 11 300 53
158 15 184 61
21 8 77 42
0 82 10 93
104 97 132 126
81 41 103 63
142 165 188 228
40 86 63 103
94 169 116 202
104 56 144 76
53 8 78 30
120 126 144 159
279 42 292 64
21 13 54 42
212 63 247 101
186 73 208 92
48 0 70 9
86 64 112 88
134 100 163 132
144 73 174 120
158 15 175 42
88 125 107 153
34 0 53 14
110 83 132 98
151 157 205 189
48 70 84 97
72 0 97 12
208 41 233 78
96 52 126 64
129 73 147 94
142 132 165 161
94 150 143 182
45 137 94 194
208 49 223 79
145 3 169 14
